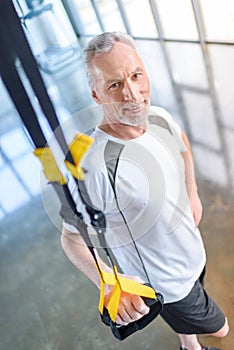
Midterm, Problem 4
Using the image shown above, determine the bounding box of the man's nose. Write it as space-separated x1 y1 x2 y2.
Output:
122 81 138 101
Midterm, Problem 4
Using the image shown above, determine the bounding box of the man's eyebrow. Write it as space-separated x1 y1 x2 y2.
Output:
106 77 122 85
133 66 144 73
106 67 144 85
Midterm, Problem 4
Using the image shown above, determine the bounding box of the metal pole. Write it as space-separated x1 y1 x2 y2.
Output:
91 0 105 32
116 0 132 35
191 0 233 190
148 0 192 138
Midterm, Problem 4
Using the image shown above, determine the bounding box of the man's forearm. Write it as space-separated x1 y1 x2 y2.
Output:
61 227 112 289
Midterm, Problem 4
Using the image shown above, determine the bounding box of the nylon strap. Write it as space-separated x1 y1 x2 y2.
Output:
0 0 157 325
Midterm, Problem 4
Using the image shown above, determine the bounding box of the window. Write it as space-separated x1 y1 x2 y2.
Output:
166 42 208 88
121 0 158 37
155 0 198 40
70 0 102 35
200 0 234 42
95 0 125 32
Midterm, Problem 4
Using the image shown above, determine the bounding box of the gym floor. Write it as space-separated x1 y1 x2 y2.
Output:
0 41 233 350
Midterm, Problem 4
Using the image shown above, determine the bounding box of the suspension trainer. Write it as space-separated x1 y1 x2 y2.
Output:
0 0 163 340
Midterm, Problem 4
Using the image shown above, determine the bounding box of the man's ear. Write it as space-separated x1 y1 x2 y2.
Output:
91 89 101 105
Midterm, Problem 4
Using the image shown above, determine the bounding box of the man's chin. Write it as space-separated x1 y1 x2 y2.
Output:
119 115 147 127
105 108 149 127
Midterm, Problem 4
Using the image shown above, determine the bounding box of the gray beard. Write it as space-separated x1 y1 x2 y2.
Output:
118 113 146 126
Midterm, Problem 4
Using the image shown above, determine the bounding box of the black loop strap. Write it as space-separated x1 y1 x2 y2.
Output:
0 1 164 340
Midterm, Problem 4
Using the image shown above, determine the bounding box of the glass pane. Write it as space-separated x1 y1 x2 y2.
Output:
208 45 234 128
0 79 16 117
181 91 222 151
0 153 3 168
51 0 78 46
122 0 158 38
155 0 198 40
72 0 101 35
17 0 81 72
166 42 208 88
225 129 234 191
95 0 125 32
0 128 31 160
136 40 180 120
21 2 77 48
13 153 41 195
200 0 234 42
192 145 228 187
0 166 30 213
0 208 5 221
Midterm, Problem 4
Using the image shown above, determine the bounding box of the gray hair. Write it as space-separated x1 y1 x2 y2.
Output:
82 31 139 88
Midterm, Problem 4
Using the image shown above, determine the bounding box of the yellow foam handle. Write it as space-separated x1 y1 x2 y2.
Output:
97 267 116 315
119 276 156 299
99 279 105 314
97 265 156 322
33 147 67 185
98 267 116 314
64 161 85 181
107 283 122 321
65 133 94 180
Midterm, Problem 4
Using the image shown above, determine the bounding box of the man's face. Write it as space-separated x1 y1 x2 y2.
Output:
90 42 151 126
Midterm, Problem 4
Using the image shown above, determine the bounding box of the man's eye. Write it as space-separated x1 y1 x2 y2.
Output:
134 73 142 79
109 82 120 90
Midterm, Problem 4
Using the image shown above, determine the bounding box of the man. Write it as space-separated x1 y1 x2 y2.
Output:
61 32 229 350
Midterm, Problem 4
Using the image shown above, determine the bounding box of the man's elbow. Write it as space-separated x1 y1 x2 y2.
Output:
60 227 68 252
61 226 82 249
60 227 73 251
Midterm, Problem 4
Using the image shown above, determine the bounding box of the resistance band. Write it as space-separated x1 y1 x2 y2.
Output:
0 0 163 340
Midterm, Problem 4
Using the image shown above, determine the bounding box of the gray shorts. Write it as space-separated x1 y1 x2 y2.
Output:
160 275 226 334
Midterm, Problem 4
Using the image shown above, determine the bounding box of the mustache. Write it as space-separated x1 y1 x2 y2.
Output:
102 101 149 114
122 100 146 109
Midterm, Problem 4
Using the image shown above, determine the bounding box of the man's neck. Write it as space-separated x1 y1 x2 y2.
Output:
99 121 147 140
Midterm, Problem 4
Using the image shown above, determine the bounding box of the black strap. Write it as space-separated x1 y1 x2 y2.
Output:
0 0 100 270
0 2 164 340
104 140 151 284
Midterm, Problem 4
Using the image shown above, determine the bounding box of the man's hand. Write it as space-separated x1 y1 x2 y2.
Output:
104 274 150 326
189 190 203 228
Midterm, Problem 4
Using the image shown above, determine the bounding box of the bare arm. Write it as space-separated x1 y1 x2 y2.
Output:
181 131 203 227
61 227 149 325
61 226 112 288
